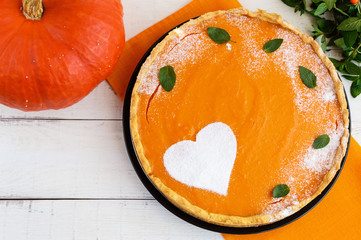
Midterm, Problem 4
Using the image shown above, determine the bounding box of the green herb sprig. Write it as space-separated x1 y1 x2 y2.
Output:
282 0 361 98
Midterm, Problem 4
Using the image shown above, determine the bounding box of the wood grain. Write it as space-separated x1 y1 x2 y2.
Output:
0 200 223 240
0 119 359 200
0 120 151 199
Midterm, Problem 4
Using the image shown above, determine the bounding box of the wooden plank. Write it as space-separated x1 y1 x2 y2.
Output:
0 82 123 120
0 119 360 199
0 120 151 199
0 200 224 240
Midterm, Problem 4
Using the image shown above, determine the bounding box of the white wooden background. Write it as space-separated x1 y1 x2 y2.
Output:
0 0 360 239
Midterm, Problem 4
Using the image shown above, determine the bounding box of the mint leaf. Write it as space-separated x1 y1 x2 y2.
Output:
321 35 327 51
329 58 342 68
343 75 360 81
324 0 337 11
314 3 328 16
273 184 290 198
351 80 361 98
342 31 358 47
263 39 283 53
282 0 299 7
316 18 335 33
345 61 361 75
338 17 361 31
299 66 317 88
159 65 176 92
334 38 347 50
312 25 323 39
282 0 306 15
207 27 231 44
313 134 330 149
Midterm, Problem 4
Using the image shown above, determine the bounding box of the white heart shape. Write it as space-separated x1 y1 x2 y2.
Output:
163 122 237 196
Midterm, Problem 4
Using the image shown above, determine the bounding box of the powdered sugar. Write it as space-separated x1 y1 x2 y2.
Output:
271 28 344 174
304 126 344 173
138 25 212 95
226 43 232 50
225 14 268 76
264 191 299 215
274 28 337 110
163 122 237 195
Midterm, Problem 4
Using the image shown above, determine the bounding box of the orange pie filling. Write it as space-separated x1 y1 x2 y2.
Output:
130 9 349 226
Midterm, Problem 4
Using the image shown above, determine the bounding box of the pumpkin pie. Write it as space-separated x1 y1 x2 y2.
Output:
129 8 349 227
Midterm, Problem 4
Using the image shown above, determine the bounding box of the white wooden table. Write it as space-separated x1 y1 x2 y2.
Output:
0 0 360 239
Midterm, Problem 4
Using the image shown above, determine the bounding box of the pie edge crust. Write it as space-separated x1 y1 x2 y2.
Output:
129 8 350 227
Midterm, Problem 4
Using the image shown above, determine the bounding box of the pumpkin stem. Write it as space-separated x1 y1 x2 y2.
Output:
22 0 43 21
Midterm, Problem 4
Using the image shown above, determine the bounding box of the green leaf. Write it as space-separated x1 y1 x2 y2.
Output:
342 75 360 81
321 35 327 51
159 65 176 92
313 134 330 149
338 63 349 74
324 0 337 10
263 39 284 53
351 80 361 98
342 31 358 47
299 66 317 88
282 0 298 7
207 27 231 44
330 58 342 68
273 184 290 198
314 3 328 16
338 17 361 31
356 53 361 62
334 38 348 51
334 37 345 48
345 61 361 75
282 0 306 15
316 18 335 33
327 36 338 47
312 24 322 33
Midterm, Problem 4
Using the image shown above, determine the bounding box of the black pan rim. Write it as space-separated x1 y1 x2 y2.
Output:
122 19 351 235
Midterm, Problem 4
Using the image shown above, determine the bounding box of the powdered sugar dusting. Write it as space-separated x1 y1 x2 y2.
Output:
225 14 268 76
226 43 232 50
138 25 212 95
273 27 337 114
263 175 300 214
272 27 344 174
264 191 299 215
304 126 344 173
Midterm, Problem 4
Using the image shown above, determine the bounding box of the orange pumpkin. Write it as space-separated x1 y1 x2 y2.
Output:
0 0 125 111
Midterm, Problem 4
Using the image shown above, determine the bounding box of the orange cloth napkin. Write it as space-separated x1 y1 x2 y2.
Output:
223 136 361 240
107 0 361 239
107 0 242 99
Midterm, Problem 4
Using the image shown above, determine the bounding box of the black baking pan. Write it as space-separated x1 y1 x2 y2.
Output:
122 20 351 234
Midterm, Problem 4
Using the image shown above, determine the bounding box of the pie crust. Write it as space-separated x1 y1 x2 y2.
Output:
129 8 349 227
